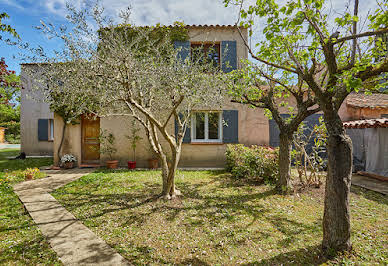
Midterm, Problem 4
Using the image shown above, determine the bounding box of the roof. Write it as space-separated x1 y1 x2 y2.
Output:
20 62 49 66
346 93 388 109
343 118 388 129
185 24 237 29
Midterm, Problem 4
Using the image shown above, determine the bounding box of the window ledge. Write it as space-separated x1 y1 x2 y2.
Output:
189 142 224 145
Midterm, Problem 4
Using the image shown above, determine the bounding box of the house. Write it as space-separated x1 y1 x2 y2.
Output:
20 64 54 156
52 24 269 167
20 24 388 169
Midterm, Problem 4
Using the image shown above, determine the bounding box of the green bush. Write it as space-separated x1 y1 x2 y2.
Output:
5 133 20 144
226 144 279 184
0 121 20 143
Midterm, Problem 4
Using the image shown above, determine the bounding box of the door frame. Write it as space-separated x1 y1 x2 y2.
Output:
81 115 100 164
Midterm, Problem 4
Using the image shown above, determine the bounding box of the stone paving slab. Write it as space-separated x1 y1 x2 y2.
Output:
352 174 388 195
13 169 129 266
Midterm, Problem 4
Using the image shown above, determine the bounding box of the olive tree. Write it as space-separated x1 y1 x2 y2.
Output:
30 3 227 199
224 0 388 254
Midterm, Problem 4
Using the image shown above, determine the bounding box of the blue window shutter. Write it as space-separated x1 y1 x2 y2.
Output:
223 110 238 143
38 119 49 141
221 41 237 73
174 41 191 63
269 114 290 147
268 114 323 149
303 114 323 154
175 114 191 143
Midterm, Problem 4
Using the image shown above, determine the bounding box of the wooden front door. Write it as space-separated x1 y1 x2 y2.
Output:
82 115 100 163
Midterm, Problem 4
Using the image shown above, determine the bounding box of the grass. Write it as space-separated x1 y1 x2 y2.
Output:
53 169 388 265
0 149 61 265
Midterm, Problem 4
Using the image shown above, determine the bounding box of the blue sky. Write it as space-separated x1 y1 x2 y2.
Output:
0 0 379 74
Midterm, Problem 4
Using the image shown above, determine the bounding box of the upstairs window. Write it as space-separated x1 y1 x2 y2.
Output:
191 112 222 142
191 43 220 68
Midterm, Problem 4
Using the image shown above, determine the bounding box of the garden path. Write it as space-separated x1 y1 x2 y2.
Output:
13 169 129 266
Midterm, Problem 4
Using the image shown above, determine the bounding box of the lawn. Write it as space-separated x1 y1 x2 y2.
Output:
0 149 61 265
53 170 388 265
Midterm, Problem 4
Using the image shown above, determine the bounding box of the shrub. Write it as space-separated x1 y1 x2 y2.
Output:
5 133 20 144
0 121 20 143
226 144 279 184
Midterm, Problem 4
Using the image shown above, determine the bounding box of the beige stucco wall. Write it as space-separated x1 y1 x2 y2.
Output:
20 65 54 156
53 113 82 166
53 101 273 168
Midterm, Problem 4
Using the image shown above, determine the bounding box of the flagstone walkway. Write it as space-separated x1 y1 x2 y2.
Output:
13 169 129 266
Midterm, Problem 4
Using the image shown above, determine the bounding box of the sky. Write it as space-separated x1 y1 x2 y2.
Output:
0 0 380 74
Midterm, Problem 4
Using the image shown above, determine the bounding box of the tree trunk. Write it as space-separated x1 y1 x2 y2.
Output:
276 132 293 193
161 148 182 200
322 111 352 255
57 119 67 166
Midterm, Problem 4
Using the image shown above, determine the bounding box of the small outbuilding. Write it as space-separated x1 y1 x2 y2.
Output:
344 118 388 177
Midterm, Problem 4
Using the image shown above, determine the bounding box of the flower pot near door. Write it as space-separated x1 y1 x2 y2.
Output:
64 162 74 169
106 160 119 169
148 158 159 169
127 161 136 169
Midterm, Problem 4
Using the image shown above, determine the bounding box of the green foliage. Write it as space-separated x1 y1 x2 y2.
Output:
0 12 19 41
104 21 189 43
0 121 20 143
98 129 117 160
99 21 189 59
226 144 279 184
0 104 19 122
0 58 20 124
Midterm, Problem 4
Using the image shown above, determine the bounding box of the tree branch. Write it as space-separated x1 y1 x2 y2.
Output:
333 27 388 44
235 25 299 74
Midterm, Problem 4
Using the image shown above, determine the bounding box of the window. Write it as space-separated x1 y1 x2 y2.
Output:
191 43 220 68
191 112 222 142
48 119 54 141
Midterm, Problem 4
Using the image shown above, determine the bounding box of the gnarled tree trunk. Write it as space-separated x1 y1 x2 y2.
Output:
57 117 67 166
276 132 293 193
161 147 182 199
322 111 352 255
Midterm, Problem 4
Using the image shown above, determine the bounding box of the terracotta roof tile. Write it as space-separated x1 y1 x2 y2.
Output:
346 93 388 109
343 118 388 129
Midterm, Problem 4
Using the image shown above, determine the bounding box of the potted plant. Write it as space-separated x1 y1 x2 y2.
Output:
99 129 118 169
60 154 77 169
24 168 40 181
147 145 159 169
126 120 142 169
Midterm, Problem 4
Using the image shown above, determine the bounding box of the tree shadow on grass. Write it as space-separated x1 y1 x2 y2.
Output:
350 186 388 205
53 171 326 264
243 244 328 265
0 233 59 265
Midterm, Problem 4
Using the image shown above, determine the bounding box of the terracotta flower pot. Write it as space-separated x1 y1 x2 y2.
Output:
106 160 119 169
25 174 33 181
148 158 159 169
127 161 136 169
64 162 74 169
